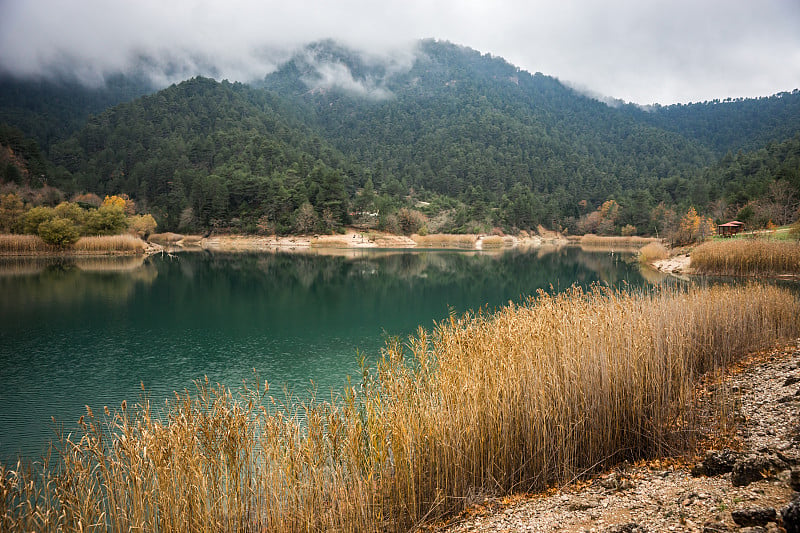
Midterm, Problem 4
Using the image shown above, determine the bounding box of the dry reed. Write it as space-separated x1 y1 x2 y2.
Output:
580 234 660 248
412 234 477 248
2 284 798 532
480 235 514 249
148 232 185 245
0 234 145 255
638 242 670 264
691 239 800 276
0 234 58 254
73 235 146 253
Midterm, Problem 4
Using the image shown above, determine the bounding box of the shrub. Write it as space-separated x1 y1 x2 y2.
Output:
292 202 318 234
37 217 80 247
21 206 55 234
128 214 157 239
85 205 127 235
397 208 428 235
53 202 88 229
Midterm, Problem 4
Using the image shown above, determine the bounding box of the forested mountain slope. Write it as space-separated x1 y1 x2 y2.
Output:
0 74 154 151
263 40 717 225
630 91 800 155
2 39 799 234
47 77 357 232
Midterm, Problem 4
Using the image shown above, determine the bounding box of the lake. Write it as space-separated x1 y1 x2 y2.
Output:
0 246 661 463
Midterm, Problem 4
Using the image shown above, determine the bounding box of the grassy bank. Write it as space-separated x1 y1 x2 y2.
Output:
0 234 146 255
2 284 799 532
412 233 478 248
580 234 661 248
691 239 800 276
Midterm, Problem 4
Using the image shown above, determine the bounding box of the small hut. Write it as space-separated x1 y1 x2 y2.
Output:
717 220 744 237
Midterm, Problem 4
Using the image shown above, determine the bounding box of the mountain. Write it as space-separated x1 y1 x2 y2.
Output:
2 39 799 235
626 90 800 155
0 74 155 151
43 76 357 232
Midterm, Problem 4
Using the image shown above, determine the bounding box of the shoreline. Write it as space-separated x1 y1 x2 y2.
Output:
153 229 571 253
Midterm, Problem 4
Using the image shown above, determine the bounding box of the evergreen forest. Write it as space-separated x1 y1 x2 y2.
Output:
2 39 799 236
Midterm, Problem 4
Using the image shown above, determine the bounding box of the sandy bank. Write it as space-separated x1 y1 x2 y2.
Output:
652 253 693 277
158 229 569 253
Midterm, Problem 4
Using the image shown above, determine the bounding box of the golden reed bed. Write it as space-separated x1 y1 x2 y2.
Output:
0 234 145 255
691 239 800 276
2 284 798 532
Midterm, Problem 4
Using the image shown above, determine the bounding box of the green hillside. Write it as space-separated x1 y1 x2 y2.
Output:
1 39 799 235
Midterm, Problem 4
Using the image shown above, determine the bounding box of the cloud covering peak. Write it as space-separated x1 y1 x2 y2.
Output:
1 0 798 104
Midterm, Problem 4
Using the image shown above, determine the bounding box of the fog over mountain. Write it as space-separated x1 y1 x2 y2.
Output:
1 0 799 104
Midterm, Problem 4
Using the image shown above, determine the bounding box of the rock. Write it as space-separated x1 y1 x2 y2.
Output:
731 455 785 487
692 449 741 477
702 521 730 532
603 523 647 533
785 376 800 386
730 507 777 527
566 496 600 511
599 472 634 491
779 395 796 403
792 469 800 491
784 495 800 533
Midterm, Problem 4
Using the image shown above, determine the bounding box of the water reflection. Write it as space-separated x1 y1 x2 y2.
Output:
1 247 656 463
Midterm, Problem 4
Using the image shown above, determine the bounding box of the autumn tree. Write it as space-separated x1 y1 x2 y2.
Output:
0 193 25 233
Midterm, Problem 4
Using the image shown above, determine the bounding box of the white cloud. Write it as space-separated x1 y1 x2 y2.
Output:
1 0 798 104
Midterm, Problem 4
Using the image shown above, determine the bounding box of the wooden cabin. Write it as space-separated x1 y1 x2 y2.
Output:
717 220 744 237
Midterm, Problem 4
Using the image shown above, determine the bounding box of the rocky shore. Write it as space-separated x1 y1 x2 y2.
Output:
432 339 800 533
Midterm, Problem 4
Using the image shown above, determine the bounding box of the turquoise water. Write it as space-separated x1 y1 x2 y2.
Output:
0 247 653 463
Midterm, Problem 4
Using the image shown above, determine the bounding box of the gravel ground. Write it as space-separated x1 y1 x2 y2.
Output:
431 339 800 533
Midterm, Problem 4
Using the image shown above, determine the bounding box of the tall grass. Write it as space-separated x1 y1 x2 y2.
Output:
412 233 477 248
0 234 57 254
638 241 670 264
2 284 799 532
0 234 145 254
691 239 800 276
73 235 146 253
480 235 514 249
580 234 660 248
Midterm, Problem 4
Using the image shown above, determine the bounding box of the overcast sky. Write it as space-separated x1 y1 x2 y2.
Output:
1 0 798 105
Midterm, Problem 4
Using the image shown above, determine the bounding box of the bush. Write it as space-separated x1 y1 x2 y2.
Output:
129 214 157 239
85 205 127 235
37 217 79 247
22 206 55 234
397 208 427 235
53 202 88 229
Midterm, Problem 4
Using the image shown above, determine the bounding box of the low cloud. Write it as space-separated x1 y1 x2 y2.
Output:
301 60 394 100
1 0 798 104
